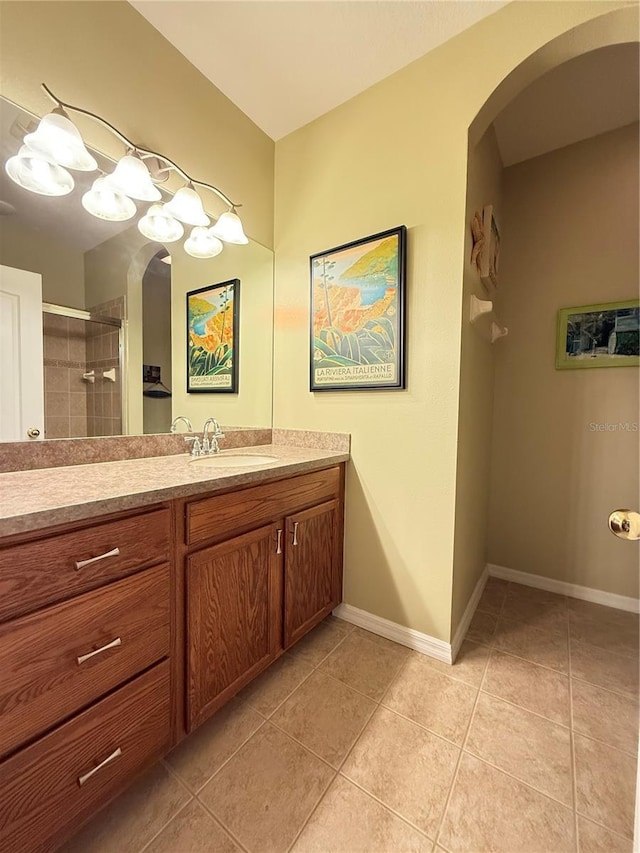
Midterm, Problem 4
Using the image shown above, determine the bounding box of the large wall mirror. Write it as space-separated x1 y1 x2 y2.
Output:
0 96 274 442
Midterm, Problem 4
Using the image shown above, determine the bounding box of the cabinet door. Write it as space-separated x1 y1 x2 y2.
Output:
284 500 339 648
186 524 280 731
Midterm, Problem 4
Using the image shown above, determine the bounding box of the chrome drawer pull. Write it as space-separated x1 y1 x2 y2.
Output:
275 529 283 555
77 637 122 665
291 521 299 547
78 747 122 786
74 547 120 570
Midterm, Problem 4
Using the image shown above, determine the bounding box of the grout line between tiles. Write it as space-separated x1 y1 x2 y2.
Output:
431 639 491 848
570 671 639 701
336 771 435 843
136 796 193 853
284 770 338 853
195 792 252 853
479 686 571 729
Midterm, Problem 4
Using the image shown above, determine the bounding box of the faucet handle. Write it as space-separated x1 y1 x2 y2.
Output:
184 436 202 457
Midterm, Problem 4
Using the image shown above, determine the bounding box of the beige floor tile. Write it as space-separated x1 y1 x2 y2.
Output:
465 609 498 645
506 583 567 607
383 653 477 745
342 706 459 837
238 653 313 716
503 593 569 634
165 698 264 791
271 670 376 767
465 693 573 805
483 649 571 725
568 598 638 626
476 581 507 616
319 627 408 700
574 733 637 839
569 611 639 658
570 639 639 696
495 616 569 673
200 723 334 853
60 763 191 853
425 640 490 686
288 616 354 666
577 817 633 853
572 678 639 754
438 753 575 853
292 775 431 852
143 800 239 853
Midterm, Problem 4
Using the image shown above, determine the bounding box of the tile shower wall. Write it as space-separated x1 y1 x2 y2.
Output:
86 297 124 437
43 314 88 439
42 297 124 440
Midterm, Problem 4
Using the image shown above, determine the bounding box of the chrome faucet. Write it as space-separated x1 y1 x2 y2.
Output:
170 416 193 433
202 418 225 454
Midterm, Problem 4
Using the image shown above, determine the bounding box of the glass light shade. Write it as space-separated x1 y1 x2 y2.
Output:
162 185 210 226
138 204 184 243
24 111 98 171
184 227 223 259
103 153 161 202
209 207 249 244
81 176 136 221
5 145 74 196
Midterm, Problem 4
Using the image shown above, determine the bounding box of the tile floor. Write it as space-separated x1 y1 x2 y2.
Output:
62 580 639 853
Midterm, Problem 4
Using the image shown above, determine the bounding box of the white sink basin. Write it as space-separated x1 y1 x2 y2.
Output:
190 453 279 468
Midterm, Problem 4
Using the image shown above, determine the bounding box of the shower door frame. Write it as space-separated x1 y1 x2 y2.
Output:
42 302 126 435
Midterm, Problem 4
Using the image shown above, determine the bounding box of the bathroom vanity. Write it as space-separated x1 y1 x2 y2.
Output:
0 441 348 852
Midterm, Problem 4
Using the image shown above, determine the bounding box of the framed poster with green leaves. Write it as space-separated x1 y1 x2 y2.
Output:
187 279 239 393
310 226 407 391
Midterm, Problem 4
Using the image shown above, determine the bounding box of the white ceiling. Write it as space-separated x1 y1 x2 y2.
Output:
131 0 508 140
494 42 640 167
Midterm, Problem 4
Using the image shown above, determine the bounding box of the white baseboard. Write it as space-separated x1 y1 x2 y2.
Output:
451 566 488 660
333 603 452 664
487 563 640 614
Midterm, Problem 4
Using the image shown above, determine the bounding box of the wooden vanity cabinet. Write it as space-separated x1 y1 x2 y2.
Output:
182 465 345 734
0 461 345 852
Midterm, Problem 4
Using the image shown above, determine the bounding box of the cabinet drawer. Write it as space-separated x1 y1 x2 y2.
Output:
0 563 170 759
187 466 341 546
0 508 171 621
0 661 170 853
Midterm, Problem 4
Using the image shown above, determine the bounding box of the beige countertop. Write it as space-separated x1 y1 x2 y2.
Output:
0 444 349 537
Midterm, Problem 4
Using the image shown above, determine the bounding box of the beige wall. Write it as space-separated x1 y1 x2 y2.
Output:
0 1 274 249
273 2 635 642
488 123 639 599
451 127 503 636
0 218 85 309
142 268 172 435
170 240 274 430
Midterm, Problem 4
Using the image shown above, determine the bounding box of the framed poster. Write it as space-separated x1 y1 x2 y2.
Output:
187 279 239 393
310 225 407 391
556 300 639 370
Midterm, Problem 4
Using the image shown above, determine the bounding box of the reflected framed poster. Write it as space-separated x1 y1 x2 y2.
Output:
187 279 239 393
310 225 407 391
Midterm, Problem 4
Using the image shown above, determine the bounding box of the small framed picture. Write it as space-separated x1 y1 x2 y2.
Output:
310 226 407 391
556 300 639 369
187 279 239 393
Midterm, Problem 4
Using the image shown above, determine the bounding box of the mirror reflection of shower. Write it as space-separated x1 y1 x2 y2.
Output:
42 303 124 438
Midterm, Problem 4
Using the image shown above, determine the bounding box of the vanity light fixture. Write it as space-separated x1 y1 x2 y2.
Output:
5 144 75 196
163 183 210 226
4 83 249 258
138 203 184 242
184 226 223 259
81 176 137 221
210 205 249 245
23 108 98 171
103 152 162 202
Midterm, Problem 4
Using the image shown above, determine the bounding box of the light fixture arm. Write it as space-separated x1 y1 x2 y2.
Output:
40 82 238 210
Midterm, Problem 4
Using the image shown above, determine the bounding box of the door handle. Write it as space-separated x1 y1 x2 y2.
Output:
291 522 299 547
77 636 122 665
77 747 122 786
608 509 640 541
74 547 120 570
275 529 283 555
